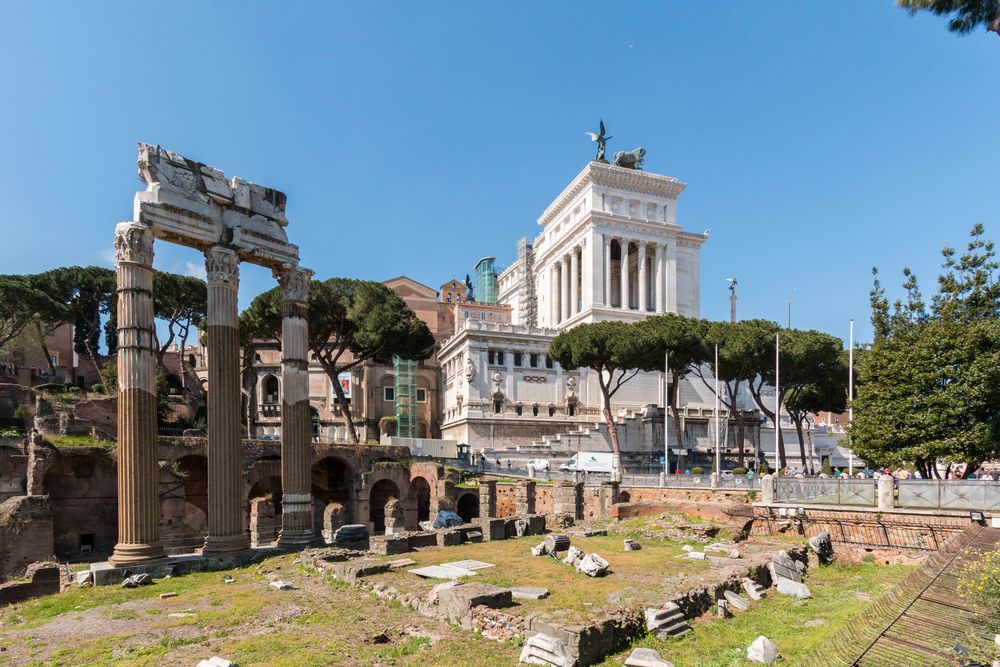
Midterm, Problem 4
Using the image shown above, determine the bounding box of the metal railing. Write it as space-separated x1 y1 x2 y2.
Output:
775 477 876 506
468 461 761 490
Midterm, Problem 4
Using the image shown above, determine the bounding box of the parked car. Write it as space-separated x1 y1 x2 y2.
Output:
527 458 550 471
720 470 734 480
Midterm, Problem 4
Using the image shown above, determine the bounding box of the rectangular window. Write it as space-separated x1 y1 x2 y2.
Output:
488 350 496 365
417 388 426 403
513 352 522 367
529 353 538 368
383 387 394 401
480 312 486 320
545 356 554 369
446 294 451 302
497 350 505 365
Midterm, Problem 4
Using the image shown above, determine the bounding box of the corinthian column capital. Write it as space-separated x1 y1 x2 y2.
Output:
114 222 154 267
205 246 239 287
274 265 313 305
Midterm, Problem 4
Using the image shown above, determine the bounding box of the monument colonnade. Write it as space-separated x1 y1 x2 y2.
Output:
549 234 677 324
108 143 315 566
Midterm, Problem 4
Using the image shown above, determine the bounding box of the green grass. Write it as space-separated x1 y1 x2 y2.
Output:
598 561 913 666
45 434 116 449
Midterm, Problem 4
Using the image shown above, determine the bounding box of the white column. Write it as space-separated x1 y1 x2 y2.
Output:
638 243 648 313
561 255 570 322
654 244 665 313
603 236 612 307
621 241 631 310
550 265 559 325
570 248 580 317
666 247 678 313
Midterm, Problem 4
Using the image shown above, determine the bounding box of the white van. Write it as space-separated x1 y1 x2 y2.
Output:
559 452 614 474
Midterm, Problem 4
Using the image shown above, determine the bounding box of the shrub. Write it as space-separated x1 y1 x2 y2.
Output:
12 405 25 421
732 467 748 476
821 456 832 476
691 466 705 475
958 547 1000 633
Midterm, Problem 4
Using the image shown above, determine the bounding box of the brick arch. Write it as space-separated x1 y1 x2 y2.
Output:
455 490 479 523
359 465 412 531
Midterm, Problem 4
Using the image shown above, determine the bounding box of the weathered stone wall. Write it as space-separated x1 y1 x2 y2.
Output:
0 561 60 606
70 398 117 436
0 452 28 501
0 496 54 579
751 505 972 552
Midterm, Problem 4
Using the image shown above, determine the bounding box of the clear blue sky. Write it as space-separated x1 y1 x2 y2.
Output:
2 2 997 344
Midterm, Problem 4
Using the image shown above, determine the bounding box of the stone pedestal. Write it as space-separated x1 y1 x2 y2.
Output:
761 474 775 505
109 222 165 566
384 498 405 535
553 481 583 520
479 481 497 519
202 247 247 556
598 481 620 518
322 503 347 544
877 475 894 511
275 267 315 547
515 480 536 515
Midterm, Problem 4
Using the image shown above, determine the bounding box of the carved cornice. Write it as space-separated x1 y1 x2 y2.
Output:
538 162 686 229
275 265 313 304
114 222 154 267
205 246 239 287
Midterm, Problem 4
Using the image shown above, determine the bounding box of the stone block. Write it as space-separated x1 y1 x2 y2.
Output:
437 530 462 547
624 647 674 667
770 551 801 583
577 553 609 577
466 530 484 543
526 514 546 535
512 586 550 600
742 578 767 601
623 539 641 552
436 582 512 628
563 546 585 566
724 590 750 612
476 517 507 541
519 632 574 667
332 559 390 584
368 535 410 556
531 542 548 557
645 603 690 639
747 636 779 664
514 519 530 538
807 531 835 565
776 577 812 599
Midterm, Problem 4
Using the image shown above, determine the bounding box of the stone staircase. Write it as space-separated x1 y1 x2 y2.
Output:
518 407 652 454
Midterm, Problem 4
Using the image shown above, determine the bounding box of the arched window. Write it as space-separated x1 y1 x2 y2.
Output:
262 375 280 404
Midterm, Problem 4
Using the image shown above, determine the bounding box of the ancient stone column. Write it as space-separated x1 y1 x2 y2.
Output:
275 266 315 547
654 244 665 313
202 246 247 556
109 222 165 566
877 475 894 511
761 473 775 505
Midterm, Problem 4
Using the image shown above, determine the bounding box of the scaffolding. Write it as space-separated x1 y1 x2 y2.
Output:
394 355 418 438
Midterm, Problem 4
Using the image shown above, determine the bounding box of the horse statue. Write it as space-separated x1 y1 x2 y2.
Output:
613 147 646 170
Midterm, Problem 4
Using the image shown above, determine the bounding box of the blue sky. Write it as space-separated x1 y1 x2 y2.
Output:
1 2 997 344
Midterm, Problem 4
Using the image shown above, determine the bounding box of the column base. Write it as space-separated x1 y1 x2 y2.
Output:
108 542 166 567
276 527 316 549
201 533 248 556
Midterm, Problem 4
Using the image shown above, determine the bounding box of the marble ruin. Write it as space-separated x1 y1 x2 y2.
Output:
111 144 313 565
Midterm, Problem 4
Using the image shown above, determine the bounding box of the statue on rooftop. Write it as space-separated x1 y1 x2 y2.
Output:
585 119 613 163
464 274 474 301
613 147 646 170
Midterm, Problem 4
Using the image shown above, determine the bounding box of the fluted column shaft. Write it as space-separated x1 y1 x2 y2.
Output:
621 241 631 310
560 256 571 322
654 244 665 313
569 248 579 317
276 266 315 547
638 244 648 312
109 222 165 566
603 237 612 306
550 265 559 325
203 246 247 555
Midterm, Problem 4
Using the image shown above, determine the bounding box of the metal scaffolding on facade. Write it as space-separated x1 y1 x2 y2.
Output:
394 355 418 438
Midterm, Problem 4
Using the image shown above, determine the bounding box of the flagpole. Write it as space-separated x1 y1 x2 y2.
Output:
714 344 721 477
775 332 780 473
848 319 854 476
664 352 670 478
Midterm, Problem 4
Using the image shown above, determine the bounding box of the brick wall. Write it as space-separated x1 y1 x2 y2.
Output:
0 496 54 579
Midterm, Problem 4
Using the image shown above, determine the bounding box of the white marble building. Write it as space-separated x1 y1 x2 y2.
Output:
441 160 718 457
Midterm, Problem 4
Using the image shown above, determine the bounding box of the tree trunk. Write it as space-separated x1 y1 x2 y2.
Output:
671 370 685 473
806 422 817 475
750 388 787 470
35 322 56 375
726 384 746 469
598 373 622 481
792 414 807 468
330 372 359 444
241 343 257 438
